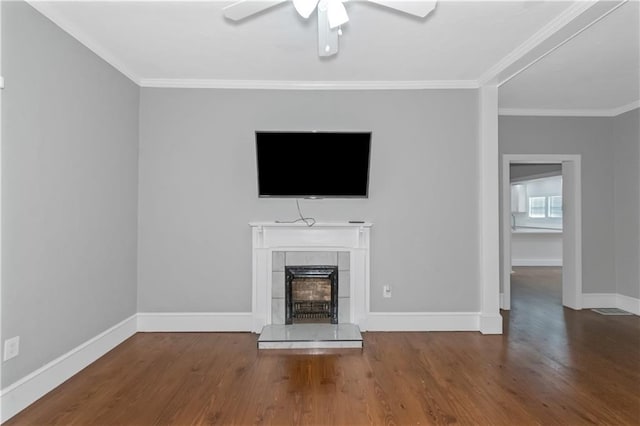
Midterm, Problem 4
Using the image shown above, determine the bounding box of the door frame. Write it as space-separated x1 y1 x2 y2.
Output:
501 154 582 310
0 0 4 391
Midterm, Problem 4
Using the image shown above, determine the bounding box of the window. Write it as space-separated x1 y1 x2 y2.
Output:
548 195 562 218
528 196 546 218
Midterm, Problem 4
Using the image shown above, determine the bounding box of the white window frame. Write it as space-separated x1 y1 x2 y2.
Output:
528 196 546 218
548 195 562 218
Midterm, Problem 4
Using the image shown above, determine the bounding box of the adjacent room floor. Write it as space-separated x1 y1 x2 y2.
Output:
7 267 640 425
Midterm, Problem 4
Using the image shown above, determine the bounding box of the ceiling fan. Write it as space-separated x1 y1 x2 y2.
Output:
223 0 437 57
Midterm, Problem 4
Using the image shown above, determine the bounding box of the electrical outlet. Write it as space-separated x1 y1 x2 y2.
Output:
383 285 392 298
4 336 20 361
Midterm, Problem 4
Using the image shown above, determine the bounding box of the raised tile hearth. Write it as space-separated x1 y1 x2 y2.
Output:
258 324 363 349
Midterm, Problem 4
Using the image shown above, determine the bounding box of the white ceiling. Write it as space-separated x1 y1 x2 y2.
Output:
25 0 640 112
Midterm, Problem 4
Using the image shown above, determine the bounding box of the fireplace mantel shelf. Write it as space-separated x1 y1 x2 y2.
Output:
249 221 373 228
250 222 372 333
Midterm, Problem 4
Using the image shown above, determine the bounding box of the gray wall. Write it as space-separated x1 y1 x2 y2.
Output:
499 116 616 294
613 109 640 299
1 2 139 387
138 89 480 313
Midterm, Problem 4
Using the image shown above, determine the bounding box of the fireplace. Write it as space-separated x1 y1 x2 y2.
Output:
250 222 372 332
285 266 338 324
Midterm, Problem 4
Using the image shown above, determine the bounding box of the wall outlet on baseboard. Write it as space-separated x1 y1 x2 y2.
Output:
383 285 392 298
4 336 20 361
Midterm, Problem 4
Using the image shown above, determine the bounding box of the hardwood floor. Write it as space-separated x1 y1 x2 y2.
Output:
7 267 640 425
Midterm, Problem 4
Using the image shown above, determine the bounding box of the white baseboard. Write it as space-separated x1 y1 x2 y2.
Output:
0 315 137 423
139 312 493 333
365 312 481 332
480 314 504 334
499 292 507 310
616 294 640 315
11 295 635 423
512 259 563 266
582 293 639 315
582 293 618 309
0 308 513 422
137 312 253 332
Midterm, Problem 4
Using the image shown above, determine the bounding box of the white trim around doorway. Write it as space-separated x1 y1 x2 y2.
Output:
501 154 582 311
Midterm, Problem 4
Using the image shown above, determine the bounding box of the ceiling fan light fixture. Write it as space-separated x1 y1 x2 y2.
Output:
293 0 319 19
223 0 437 57
327 0 349 28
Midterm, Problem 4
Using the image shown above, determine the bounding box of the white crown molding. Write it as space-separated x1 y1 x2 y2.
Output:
25 0 141 85
479 1 599 86
139 79 480 90
499 101 640 118
499 108 611 117
609 100 640 117
496 1 628 88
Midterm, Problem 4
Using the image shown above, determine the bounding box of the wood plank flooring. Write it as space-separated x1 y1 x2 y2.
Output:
6 267 640 425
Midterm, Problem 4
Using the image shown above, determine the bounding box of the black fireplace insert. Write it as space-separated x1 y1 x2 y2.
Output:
285 266 338 324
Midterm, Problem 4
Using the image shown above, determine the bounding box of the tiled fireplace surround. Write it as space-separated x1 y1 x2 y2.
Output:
250 222 372 333
272 251 350 325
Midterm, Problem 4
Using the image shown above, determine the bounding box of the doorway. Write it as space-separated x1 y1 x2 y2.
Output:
501 155 582 311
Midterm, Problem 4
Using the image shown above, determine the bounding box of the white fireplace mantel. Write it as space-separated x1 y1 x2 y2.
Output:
250 222 372 333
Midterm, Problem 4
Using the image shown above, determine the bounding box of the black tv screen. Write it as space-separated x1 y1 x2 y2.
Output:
256 131 371 198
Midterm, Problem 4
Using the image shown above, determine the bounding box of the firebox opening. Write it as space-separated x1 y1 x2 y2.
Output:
285 266 338 325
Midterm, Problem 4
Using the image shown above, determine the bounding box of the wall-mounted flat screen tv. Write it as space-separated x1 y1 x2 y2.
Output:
256 131 371 198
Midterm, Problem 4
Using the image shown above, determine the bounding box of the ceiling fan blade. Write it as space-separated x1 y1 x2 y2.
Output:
327 0 349 28
366 0 437 18
293 0 320 19
223 0 287 21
